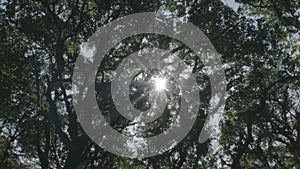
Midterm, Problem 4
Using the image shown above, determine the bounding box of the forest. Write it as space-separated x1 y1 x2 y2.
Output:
0 0 299 168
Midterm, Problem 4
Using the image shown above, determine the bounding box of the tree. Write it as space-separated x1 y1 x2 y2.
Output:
0 0 299 168
219 0 300 168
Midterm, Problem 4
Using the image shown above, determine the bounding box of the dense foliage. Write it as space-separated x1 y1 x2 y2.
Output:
0 0 299 168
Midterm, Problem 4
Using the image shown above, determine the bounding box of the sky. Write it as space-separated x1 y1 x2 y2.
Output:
221 0 241 12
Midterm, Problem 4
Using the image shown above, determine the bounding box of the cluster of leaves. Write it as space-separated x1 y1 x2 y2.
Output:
0 0 299 168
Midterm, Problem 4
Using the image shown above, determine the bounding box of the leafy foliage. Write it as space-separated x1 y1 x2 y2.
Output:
0 0 299 168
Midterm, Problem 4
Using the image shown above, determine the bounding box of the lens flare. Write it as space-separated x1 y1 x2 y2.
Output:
154 77 167 91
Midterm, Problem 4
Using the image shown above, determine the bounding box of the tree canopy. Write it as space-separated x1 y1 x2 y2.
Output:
0 0 299 168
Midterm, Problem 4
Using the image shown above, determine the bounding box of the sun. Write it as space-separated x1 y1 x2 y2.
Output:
153 77 167 91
